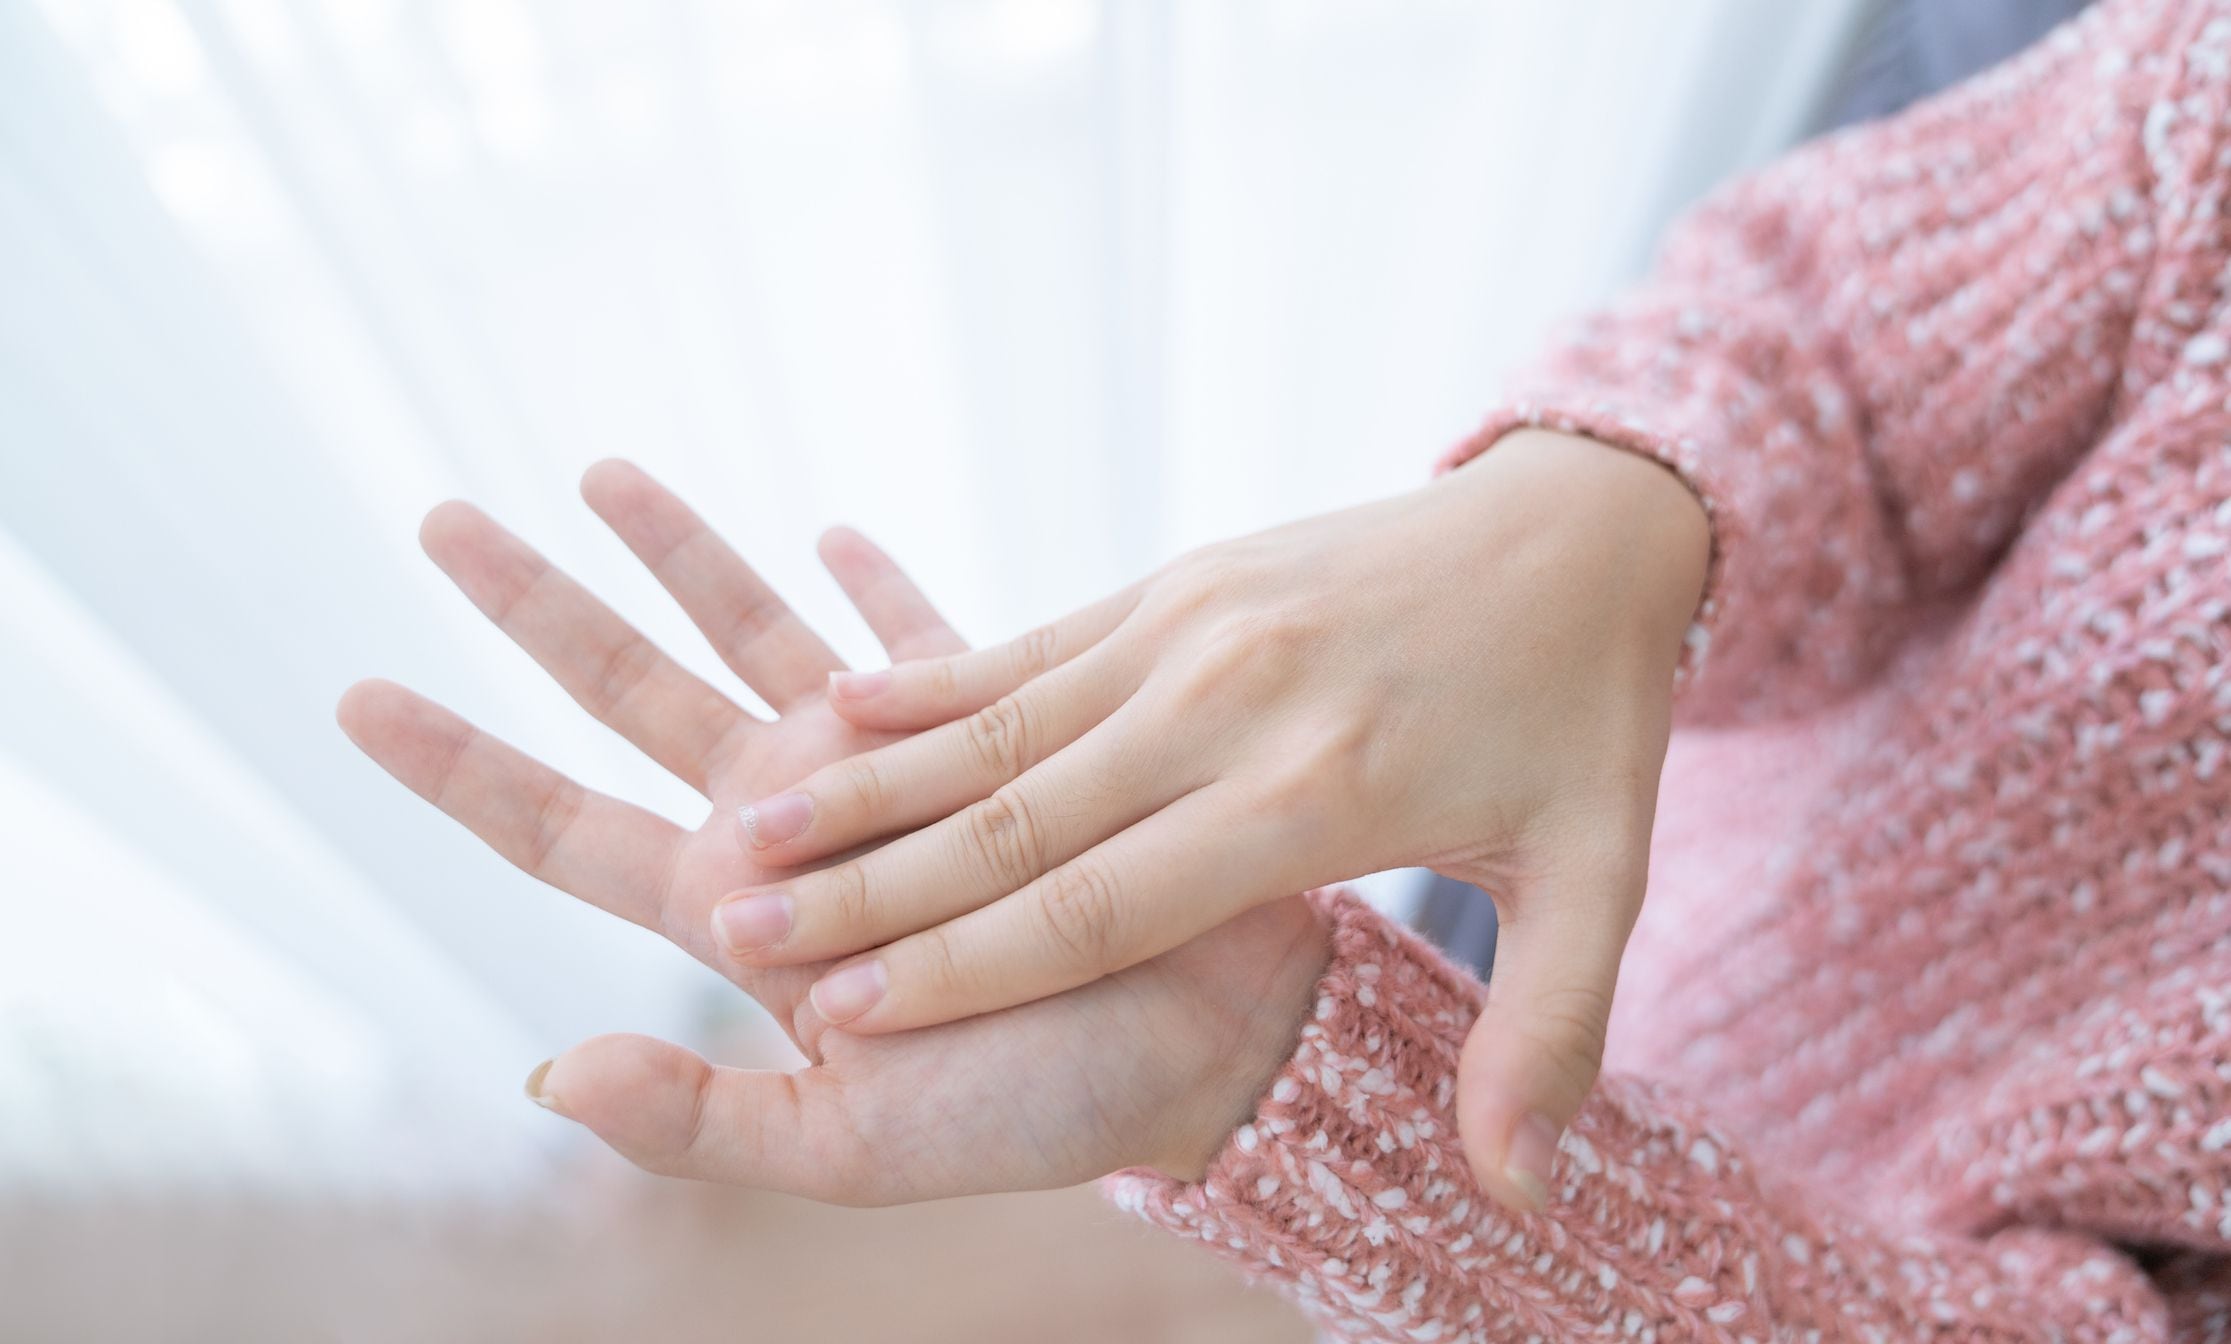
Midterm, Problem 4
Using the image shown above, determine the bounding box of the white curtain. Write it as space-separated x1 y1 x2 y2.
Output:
0 0 1864 1191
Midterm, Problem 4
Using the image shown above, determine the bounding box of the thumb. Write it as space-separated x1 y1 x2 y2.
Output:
1454 845 1643 1213
526 1033 866 1201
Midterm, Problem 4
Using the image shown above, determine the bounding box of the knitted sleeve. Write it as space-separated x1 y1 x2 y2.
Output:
1105 893 2181 1343
1443 0 2220 724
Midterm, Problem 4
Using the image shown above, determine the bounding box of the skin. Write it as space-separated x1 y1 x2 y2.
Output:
719 429 1711 1211
337 460 1328 1201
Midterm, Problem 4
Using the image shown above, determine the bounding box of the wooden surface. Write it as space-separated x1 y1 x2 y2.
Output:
4 1159 1310 1343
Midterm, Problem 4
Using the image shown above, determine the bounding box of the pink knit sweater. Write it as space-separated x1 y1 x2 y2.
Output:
1108 1 2231 1338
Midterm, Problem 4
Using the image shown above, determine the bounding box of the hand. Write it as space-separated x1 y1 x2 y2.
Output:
716 429 1709 1211
537 895 1324 1200
340 459 959 1057
339 462 1328 1198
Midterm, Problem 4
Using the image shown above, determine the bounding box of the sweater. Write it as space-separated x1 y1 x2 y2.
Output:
1108 1 2231 1338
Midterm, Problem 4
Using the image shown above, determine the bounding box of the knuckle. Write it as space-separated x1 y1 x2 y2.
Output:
960 695 1036 780
899 922 976 1011
1009 623 1063 680
1165 617 1271 710
1518 983 1616 1091
621 1060 712 1180
1253 752 1336 831
836 752 894 822
648 854 696 953
818 859 877 935
1035 860 1124 971
925 656 962 707
587 634 661 716
963 789 1051 890
719 591 786 660
673 1060 718 1176
1286 713 1386 811
522 778 586 875
1147 551 1228 624
1197 618 1260 679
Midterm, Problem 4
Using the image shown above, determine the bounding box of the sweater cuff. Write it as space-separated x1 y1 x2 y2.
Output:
1103 889 1494 1335
1105 892 1738 1339
1103 891 2166 1342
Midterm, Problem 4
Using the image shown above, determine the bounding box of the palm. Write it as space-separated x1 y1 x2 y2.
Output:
791 896 1321 1199
661 700 910 1042
339 462 1324 1200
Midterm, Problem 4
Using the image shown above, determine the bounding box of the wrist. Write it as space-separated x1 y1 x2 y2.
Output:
1445 427 1709 651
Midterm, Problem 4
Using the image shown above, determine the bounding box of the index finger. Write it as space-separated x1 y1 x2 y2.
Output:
824 586 1141 731
805 782 1314 1032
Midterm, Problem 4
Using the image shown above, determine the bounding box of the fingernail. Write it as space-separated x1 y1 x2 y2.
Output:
828 669 890 700
810 960 888 1023
1504 1111 1561 1211
524 1059 559 1112
738 792 812 848
713 891 793 953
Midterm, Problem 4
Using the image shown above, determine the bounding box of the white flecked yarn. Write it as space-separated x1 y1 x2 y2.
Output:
1112 2 2231 1338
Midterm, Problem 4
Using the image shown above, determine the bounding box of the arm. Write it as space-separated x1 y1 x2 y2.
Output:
1110 894 2180 1343
1449 0 2210 723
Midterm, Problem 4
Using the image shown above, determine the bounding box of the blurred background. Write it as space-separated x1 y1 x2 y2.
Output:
1 0 1869 1337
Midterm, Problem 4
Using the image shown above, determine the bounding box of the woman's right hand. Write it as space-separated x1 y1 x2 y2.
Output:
720 429 1711 1211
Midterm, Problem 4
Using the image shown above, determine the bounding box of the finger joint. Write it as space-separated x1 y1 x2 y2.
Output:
965 789 1052 891
1036 860 1123 972
1009 623 1063 680
586 633 663 720
522 777 586 878
961 695 1036 781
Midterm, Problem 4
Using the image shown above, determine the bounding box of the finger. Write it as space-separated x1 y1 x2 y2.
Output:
824 585 1141 731
803 782 1313 1033
420 499 747 793
735 642 1139 863
529 1034 875 1202
712 695 1182 966
1453 841 1644 1215
817 526 965 661
336 679 685 933
580 458 844 711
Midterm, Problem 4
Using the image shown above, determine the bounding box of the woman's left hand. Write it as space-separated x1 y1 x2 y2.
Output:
719 429 1709 1211
340 460 1326 1198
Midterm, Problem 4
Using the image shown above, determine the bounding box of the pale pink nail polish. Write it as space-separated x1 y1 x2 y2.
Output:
828 668 890 700
1504 1111 1562 1211
810 961 888 1023
713 892 793 953
737 792 812 848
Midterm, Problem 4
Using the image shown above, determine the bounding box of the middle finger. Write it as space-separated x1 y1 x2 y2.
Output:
421 500 751 794
710 693 1187 967
735 641 1142 863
